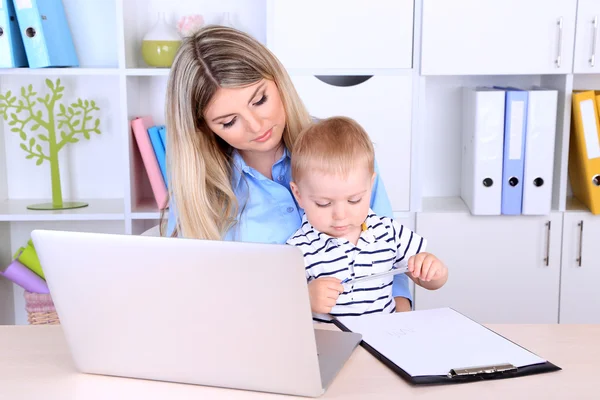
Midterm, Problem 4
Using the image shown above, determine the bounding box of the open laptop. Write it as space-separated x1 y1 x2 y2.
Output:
30 229 362 398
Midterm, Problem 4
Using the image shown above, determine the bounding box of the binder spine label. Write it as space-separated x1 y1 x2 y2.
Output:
509 100 525 160
581 99 600 159
15 0 32 10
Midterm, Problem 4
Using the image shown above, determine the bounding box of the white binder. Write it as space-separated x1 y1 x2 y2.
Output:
521 88 558 215
461 87 506 215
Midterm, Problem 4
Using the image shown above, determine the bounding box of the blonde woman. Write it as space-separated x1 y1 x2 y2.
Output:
162 25 413 312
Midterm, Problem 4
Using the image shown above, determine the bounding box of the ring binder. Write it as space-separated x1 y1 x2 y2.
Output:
448 363 517 378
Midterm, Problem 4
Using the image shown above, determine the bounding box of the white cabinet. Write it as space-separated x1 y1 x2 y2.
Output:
268 0 414 69
574 0 600 73
414 207 562 323
421 0 577 75
290 74 413 211
559 211 600 323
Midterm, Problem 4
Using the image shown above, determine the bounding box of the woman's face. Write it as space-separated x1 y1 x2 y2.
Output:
204 79 286 156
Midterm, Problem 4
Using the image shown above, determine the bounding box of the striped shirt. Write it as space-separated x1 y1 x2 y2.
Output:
286 209 427 323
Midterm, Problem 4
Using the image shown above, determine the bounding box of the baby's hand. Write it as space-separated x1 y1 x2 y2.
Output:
307 277 344 314
408 252 448 283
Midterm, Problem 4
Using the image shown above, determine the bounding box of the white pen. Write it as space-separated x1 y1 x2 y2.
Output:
341 266 410 287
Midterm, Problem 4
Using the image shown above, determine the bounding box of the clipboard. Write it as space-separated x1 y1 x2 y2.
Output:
332 307 561 385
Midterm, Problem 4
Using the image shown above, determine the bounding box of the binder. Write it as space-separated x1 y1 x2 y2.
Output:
0 0 28 67
13 0 78 68
333 307 561 385
568 90 600 214
131 116 168 210
158 125 167 150
521 88 558 215
498 87 529 215
460 87 505 215
147 125 168 189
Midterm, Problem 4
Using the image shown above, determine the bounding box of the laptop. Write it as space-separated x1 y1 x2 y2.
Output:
30 229 362 397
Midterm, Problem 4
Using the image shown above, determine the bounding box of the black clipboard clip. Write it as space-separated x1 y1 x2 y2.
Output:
448 363 517 378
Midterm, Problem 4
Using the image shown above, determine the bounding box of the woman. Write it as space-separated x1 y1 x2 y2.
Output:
162 25 413 312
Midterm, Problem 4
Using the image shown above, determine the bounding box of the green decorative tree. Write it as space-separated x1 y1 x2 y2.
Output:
0 78 101 210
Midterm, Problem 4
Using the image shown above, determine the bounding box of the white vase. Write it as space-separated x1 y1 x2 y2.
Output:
141 12 182 68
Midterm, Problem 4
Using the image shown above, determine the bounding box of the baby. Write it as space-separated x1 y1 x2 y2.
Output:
286 116 448 322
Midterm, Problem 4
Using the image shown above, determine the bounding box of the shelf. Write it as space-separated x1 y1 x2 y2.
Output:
125 68 171 77
420 196 569 216
565 197 595 213
285 68 415 76
420 197 469 213
131 200 165 220
0 199 125 222
0 68 120 76
131 211 162 220
122 68 414 77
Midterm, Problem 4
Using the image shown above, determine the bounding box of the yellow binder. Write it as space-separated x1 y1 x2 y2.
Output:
569 91 600 214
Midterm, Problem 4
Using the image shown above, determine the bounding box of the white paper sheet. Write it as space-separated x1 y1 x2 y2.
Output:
336 308 546 377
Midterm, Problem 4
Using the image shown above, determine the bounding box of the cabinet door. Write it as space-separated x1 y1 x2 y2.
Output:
290 75 413 211
414 211 562 323
421 0 577 75
559 213 600 323
573 0 600 73
269 0 414 69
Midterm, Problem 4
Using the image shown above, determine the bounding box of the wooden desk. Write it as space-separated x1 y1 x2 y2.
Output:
1 324 598 399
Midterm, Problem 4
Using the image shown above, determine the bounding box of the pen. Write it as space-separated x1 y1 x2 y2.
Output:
342 266 410 287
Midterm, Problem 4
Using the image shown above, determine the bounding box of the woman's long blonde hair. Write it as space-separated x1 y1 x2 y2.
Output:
161 25 312 239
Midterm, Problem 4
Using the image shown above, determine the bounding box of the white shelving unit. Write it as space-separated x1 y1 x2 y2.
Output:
1 0 599 325
413 0 600 324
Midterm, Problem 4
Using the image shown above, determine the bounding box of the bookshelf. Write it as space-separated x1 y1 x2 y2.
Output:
1 0 599 325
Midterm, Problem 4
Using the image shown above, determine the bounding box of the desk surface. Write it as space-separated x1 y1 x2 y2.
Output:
1 324 598 400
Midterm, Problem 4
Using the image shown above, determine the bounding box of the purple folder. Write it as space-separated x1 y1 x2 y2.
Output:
0 259 49 294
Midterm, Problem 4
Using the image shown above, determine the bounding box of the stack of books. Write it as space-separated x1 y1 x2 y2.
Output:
131 116 169 210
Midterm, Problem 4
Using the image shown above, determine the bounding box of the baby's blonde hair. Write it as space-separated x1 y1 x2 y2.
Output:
162 25 312 239
291 116 374 183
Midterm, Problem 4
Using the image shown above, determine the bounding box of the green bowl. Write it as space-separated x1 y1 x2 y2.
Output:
142 40 181 67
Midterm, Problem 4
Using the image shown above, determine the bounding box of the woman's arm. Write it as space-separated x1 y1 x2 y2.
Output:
165 203 177 237
370 159 413 310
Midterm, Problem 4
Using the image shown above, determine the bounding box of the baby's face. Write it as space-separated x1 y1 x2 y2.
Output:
291 167 375 241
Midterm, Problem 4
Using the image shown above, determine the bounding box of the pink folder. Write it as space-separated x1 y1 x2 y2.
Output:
131 116 168 210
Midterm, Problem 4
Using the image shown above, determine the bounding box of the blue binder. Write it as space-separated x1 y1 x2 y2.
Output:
12 0 78 68
158 125 167 150
497 87 529 215
0 0 28 67
148 125 168 189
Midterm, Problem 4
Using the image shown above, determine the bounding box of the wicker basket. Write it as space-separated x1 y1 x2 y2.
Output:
24 291 60 325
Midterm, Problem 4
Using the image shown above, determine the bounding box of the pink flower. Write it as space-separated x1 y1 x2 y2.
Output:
177 14 205 37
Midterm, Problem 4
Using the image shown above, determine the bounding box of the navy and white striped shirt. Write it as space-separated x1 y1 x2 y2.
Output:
286 209 427 323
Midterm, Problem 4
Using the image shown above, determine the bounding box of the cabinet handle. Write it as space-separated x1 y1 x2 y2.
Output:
555 17 563 68
591 16 598 67
543 221 551 266
576 221 584 267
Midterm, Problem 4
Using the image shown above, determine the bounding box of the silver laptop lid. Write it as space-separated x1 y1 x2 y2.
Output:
31 230 325 397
